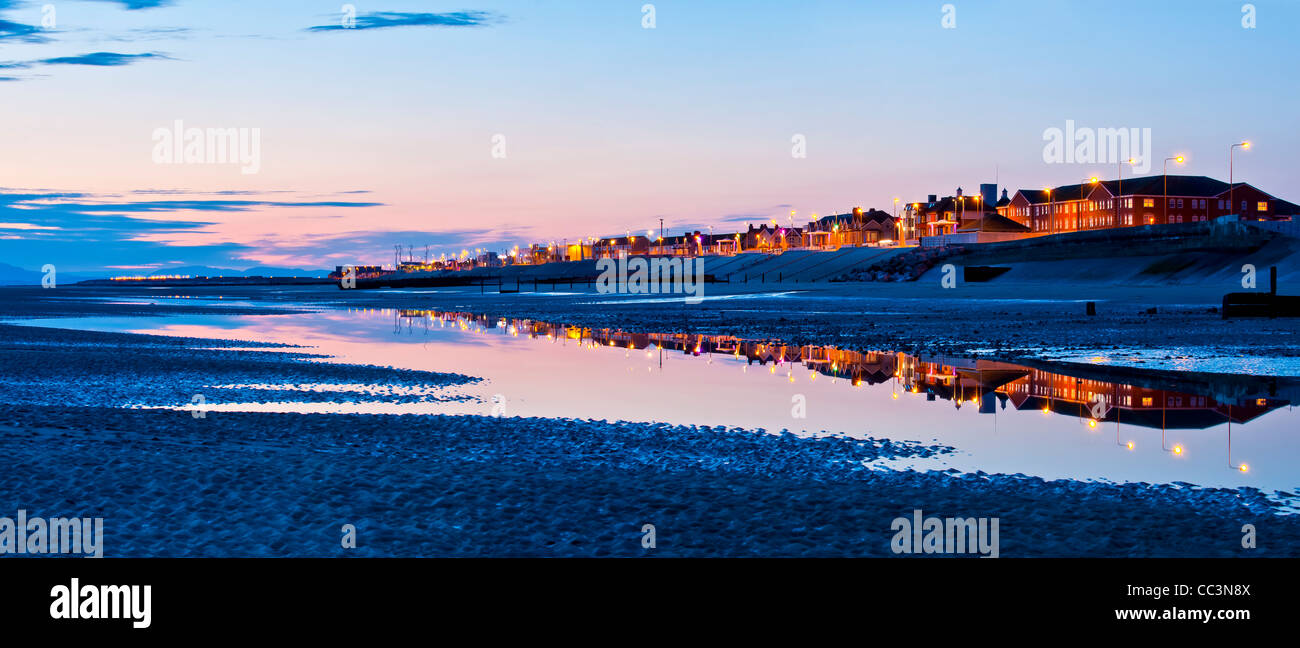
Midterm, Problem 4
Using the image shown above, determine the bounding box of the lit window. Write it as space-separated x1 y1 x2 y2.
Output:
1141 397 1153 406
1257 201 1268 211
1143 198 1154 207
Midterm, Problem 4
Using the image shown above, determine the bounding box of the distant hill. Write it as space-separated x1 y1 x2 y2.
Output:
146 266 329 278
0 263 330 285
0 263 100 286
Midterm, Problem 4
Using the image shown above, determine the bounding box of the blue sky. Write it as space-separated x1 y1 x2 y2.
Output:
2 0 1297 272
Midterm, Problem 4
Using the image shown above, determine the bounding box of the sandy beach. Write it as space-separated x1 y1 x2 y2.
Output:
2 286 1297 557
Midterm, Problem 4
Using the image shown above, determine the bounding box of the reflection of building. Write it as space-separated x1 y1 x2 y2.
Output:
391 308 1295 431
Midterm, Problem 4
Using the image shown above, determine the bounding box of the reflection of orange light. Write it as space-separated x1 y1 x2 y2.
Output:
1042 407 1050 414
1240 464 1249 473
891 392 899 400
1173 445 1184 456
1126 441 1135 450
1088 419 1098 428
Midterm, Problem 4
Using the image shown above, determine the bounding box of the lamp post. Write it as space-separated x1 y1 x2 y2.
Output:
1163 156 1184 224
1080 177 1098 231
1043 187 1053 234
1230 141 1250 217
974 195 982 234
1116 158 1136 227
889 197 899 240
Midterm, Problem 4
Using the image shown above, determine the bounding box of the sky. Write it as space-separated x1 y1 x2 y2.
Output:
2 0 1298 273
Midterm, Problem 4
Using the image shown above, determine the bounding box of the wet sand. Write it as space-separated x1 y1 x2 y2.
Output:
0 306 1296 557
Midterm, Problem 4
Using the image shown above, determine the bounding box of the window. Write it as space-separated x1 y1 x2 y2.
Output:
1242 200 1248 212
1141 397 1153 407
1168 198 1175 207
1257 201 1268 211
1143 198 1154 207
1177 199 1183 208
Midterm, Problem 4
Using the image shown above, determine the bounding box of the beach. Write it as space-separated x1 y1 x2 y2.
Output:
1 284 1297 557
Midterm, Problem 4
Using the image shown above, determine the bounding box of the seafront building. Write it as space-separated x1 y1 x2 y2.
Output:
341 172 1295 275
1003 175 1300 235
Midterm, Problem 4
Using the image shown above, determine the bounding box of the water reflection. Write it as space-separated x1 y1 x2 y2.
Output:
18 305 1299 497
393 307 1293 430
384 307 1297 493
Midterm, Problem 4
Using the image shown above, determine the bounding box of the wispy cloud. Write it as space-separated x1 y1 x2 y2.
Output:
307 10 501 33
0 18 49 43
86 0 175 9
95 27 194 42
40 51 172 66
0 189 390 272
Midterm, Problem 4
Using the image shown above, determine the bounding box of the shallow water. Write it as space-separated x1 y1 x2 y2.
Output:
15 304 1300 502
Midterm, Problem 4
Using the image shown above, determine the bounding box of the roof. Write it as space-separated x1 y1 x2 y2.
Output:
1017 176 1254 204
1273 198 1300 215
956 213 1033 233
817 209 895 226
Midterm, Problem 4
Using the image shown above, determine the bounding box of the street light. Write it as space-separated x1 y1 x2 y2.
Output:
1117 158 1137 227
1079 176 1098 231
893 198 901 240
1230 141 1251 216
1043 187 1053 234
1163 155 1185 224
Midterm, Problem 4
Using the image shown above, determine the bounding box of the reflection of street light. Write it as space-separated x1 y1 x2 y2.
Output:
1230 141 1251 216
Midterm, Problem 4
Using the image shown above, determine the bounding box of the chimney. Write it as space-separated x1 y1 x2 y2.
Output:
928 194 937 203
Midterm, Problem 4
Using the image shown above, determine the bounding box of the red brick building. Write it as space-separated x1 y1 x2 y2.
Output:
1006 175 1299 235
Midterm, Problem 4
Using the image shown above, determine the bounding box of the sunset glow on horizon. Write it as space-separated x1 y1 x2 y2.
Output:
3 0 1297 273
